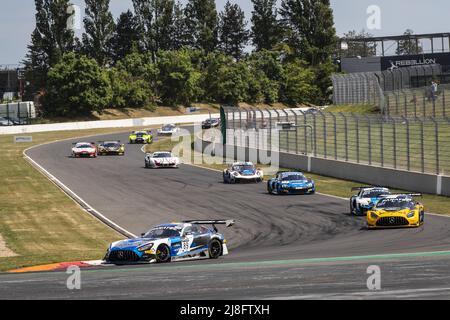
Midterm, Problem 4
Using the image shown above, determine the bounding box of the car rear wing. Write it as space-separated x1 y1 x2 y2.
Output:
72 142 96 145
183 220 235 231
378 193 422 199
351 186 377 191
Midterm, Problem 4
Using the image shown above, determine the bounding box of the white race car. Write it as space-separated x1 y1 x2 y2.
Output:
71 142 98 158
223 162 264 184
350 186 391 216
157 124 180 136
145 151 180 168
104 220 234 264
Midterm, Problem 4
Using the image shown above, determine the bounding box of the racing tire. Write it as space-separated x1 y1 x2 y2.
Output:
155 244 171 263
208 239 222 259
267 182 273 194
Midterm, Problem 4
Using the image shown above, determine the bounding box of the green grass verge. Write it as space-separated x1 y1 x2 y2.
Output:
324 104 380 114
0 126 156 272
146 134 450 216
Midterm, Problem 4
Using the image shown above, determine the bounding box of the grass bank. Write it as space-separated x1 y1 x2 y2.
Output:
0 127 154 272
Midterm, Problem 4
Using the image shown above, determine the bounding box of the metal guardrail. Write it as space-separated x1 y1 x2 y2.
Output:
223 107 450 176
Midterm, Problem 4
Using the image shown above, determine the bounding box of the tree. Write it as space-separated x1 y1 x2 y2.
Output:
132 0 178 60
251 0 281 51
248 50 284 103
280 0 337 66
82 0 116 66
172 1 190 49
218 1 250 60
203 52 250 104
281 59 319 105
24 0 75 91
156 49 203 106
185 0 218 52
341 30 377 58
111 10 141 63
44 53 112 116
396 29 423 55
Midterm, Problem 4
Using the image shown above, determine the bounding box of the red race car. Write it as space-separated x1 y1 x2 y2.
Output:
71 142 98 158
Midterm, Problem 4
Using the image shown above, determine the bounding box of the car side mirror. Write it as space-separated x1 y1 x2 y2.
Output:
141 233 145 237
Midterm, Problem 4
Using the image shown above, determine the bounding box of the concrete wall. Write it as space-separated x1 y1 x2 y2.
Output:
195 135 450 197
0 113 220 135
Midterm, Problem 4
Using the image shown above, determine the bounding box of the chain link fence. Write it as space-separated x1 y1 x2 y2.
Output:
223 107 450 176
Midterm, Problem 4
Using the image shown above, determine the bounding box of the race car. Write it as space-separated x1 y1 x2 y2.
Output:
71 142 97 158
223 162 264 184
145 151 180 168
267 171 315 195
97 141 125 156
129 131 153 144
202 118 221 129
350 186 391 216
366 194 425 229
104 220 234 264
157 124 180 136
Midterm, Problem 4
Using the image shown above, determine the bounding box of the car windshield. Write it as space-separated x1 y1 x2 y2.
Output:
234 165 254 171
77 145 92 149
103 143 120 148
362 190 390 198
135 132 146 136
143 227 180 239
375 199 415 210
281 174 306 181
162 125 175 130
153 153 172 158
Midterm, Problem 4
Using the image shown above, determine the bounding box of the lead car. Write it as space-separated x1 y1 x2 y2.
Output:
104 220 235 264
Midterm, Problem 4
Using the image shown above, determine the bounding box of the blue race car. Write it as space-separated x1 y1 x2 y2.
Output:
267 171 315 195
104 220 234 264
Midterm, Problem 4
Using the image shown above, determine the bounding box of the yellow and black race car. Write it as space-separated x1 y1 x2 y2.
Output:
367 194 424 229
129 131 153 144
97 141 125 156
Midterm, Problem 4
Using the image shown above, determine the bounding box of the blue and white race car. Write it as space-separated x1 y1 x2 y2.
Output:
267 171 315 195
350 186 391 216
104 220 234 264
223 162 264 184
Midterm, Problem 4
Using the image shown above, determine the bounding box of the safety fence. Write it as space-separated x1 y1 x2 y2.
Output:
331 64 448 113
223 107 450 176
384 84 450 118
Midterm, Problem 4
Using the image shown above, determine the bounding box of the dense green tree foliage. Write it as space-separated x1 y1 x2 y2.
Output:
25 0 340 117
44 53 112 116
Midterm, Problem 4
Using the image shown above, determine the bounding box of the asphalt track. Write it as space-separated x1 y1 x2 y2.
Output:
1 130 450 299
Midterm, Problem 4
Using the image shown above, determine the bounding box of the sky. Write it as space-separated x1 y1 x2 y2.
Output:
1 0 450 65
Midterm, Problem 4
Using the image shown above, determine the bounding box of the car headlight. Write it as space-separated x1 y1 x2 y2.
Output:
407 211 417 218
138 243 154 252
233 172 239 177
370 212 379 219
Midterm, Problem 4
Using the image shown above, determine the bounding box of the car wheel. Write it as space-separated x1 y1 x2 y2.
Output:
267 182 273 194
155 244 171 263
208 239 222 259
